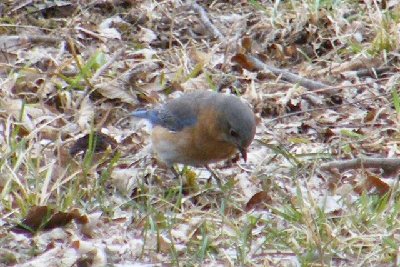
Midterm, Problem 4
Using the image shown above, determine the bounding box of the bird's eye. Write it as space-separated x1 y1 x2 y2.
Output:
230 129 239 138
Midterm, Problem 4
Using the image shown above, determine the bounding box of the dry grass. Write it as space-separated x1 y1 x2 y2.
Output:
1 0 400 266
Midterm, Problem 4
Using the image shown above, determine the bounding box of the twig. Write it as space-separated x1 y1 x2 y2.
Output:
188 3 332 93
352 66 394 78
189 1 224 40
320 158 400 172
8 0 33 14
0 35 62 49
243 54 330 91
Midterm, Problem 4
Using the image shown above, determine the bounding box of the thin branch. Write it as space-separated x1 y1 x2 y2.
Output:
189 1 224 40
0 35 62 49
320 158 400 172
188 3 332 93
352 66 394 78
244 54 330 91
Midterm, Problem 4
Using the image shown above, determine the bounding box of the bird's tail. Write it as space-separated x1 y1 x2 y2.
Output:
131 108 150 118
131 109 161 126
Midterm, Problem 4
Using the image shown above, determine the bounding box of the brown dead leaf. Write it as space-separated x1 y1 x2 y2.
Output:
354 172 391 196
159 234 172 253
321 128 336 143
245 191 273 211
71 240 81 249
231 53 257 71
79 212 102 238
76 256 94 267
268 43 285 61
285 44 298 58
364 108 377 123
242 36 252 53
12 206 87 234
69 132 116 156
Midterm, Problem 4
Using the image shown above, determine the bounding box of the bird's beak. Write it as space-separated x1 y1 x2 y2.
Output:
239 147 247 162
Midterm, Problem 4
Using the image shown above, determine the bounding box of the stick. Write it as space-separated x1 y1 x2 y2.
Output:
320 158 400 172
241 54 330 91
189 1 224 40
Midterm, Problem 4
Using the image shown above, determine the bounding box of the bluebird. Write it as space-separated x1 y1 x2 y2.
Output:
132 91 256 171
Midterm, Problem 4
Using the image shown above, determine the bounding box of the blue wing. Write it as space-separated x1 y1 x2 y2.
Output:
131 106 197 131
131 92 216 131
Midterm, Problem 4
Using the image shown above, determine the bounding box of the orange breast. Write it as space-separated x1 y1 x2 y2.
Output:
151 107 237 166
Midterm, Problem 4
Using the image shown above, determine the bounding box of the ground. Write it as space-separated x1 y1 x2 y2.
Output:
1 0 400 266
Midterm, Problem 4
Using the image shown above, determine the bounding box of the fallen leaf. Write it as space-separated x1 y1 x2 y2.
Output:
245 191 273 211
231 54 257 71
354 172 391 195
12 206 87 234
69 132 116 156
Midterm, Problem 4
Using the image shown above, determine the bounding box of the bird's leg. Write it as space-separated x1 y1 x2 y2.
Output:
205 165 222 187
171 166 186 192
170 166 181 178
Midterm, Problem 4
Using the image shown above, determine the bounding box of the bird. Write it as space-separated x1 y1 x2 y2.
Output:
131 91 256 175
